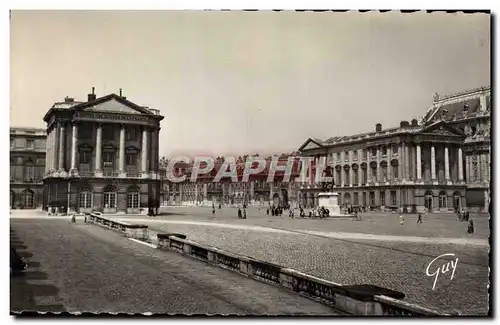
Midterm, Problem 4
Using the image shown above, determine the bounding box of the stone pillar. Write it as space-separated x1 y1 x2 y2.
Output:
399 143 403 181
431 145 436 181
444 146 450 182
141 127 149 173
47 129 51 172
404 143 410 181
387 145 392 181
376 146 381 182
416 144 422 180
480 94 487 111
53 125 59 172
119 125 126 175
308 158 314 186
95 124 103 174
465 155 471 182
58 124 65 172
70 123 78 172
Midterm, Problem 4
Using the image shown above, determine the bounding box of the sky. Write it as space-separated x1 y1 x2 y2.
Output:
10 11 490 158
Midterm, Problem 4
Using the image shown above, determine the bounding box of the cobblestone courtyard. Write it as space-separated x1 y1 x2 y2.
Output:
117 206 490 315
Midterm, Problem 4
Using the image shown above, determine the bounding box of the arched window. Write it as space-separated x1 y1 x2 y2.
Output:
127 186 140 209
439 191 447 208
380 161 388 182
103 186 117 208
79 188 93 208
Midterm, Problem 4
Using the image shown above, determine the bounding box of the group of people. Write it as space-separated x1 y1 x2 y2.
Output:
457 210 474 234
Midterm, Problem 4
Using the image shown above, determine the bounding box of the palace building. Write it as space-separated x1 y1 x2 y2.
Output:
162 154 302 207
42 88 164 214
298 86 491 213
10 127 47 209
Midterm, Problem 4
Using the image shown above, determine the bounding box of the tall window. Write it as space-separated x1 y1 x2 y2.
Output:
24 162 34 180
127 187 140 209
381 146 387 156
393 164 399 179
344 151 349 161
353 168 359 185
26 139 34 149
362 192 367 206
344 169 349 186
390 191 397 206
382 165 388 182
103 152 114 166
353 192 359 205
371 167 377 180
103 186 117 208
126 154 137 166
392 144 398 155
380 191 386 206
362 168 367 184
80 151 91 164
336 169 341 185
79 188 92 208
369 192 375 206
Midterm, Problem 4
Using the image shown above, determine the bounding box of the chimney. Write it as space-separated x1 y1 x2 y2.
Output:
64 96 74 103
375 123 382 132
87 87 96 102
119 88 126 100
411 118 418 127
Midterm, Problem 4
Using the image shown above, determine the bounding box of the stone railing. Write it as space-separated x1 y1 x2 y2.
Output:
155 233 448 316
88 213 149 240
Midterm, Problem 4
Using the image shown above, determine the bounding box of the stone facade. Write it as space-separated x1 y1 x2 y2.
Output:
10 127 47 209
298 86 490 213
42 89 164 214
161 155 302 207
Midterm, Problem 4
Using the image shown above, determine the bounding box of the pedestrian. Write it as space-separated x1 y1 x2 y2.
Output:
243 209 247 219
417 214 423 224
467 220 474 234
399 215 404 225
219 203 221 210
266 208 269 215
238 208 242 219
212 207 215 215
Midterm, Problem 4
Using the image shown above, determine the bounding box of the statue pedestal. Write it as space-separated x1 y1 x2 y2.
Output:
318 192 341 216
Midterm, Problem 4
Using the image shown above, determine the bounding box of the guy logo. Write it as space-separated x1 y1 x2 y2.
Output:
426 253 459 290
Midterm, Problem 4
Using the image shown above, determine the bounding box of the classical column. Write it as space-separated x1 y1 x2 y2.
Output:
431 145 436 180
398 143 404 181
387 145 392 181
52 125 59 171
308 158 314 186
119 125 126 174
444 146 450 181
46 129 51 172
376 146 381 182
95 124 103 172
404 143 410 181
58 124 65 172
70 123 78 171
416 144 422 180
141 127 149 173
458 148 464 182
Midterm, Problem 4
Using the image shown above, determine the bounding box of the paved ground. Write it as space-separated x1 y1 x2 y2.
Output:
10 217 337 315
114 206 491 315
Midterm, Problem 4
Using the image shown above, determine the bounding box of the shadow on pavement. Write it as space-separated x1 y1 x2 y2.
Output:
10 228 66 315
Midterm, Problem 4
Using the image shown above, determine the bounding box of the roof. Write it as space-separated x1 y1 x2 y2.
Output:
421 85 490 124
10 127 46 136
299 120 464 151
43 93 164 122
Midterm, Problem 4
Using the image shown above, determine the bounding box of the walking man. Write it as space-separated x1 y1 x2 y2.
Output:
417 214 423 224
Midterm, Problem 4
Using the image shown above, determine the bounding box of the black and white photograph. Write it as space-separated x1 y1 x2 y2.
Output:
8 8 491 317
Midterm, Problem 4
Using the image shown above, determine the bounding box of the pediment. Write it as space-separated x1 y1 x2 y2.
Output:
420 122 464 137
84 98 143 115
299 138 324 151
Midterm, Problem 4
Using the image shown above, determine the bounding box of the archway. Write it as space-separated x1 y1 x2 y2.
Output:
20 189 34 209
424 190 433 211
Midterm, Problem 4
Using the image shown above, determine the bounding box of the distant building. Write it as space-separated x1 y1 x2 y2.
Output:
161 154 303 207
10 127 46 209
298 86 491 213
42 88 164 214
